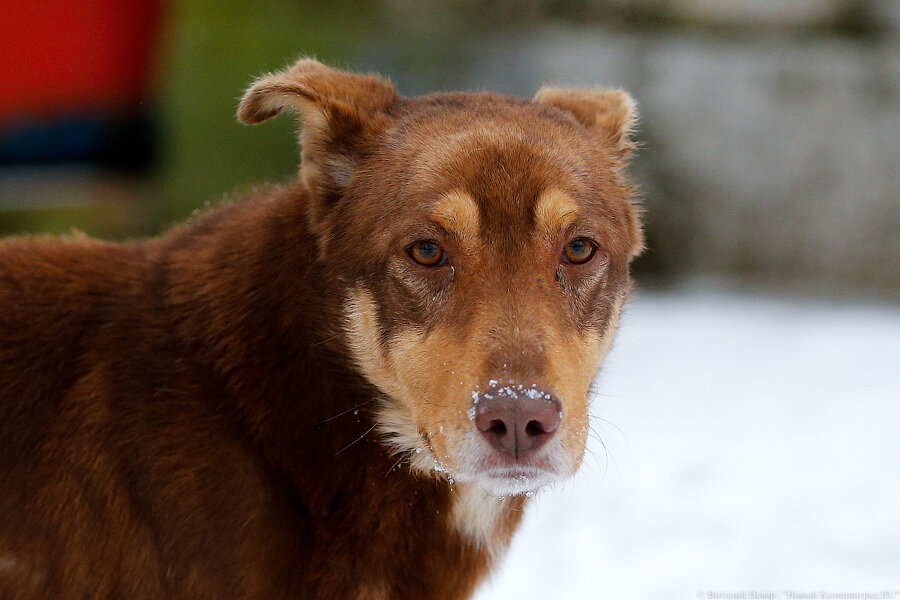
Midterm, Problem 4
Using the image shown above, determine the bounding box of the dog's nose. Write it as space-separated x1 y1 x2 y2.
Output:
474 386 562 460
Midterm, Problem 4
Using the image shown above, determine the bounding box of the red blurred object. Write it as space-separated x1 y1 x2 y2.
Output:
0 0 162 124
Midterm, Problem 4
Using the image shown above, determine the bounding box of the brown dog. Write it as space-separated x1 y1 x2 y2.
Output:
0 59 643 599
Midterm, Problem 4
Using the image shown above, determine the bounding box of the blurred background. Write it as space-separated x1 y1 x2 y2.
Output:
2 1 898 598
2 0 897 298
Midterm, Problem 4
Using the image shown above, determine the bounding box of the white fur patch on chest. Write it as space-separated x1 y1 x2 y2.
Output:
450 483 511 558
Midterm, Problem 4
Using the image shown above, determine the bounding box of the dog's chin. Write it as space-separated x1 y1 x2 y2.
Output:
465 467 563 497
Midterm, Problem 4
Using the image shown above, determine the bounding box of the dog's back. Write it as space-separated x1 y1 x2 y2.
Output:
0 237 163 596
0 212 320 599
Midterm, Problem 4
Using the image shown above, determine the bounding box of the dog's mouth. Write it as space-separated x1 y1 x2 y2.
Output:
473 465 561 497
412 428 568 496
442 436 574 497
474 449 554 470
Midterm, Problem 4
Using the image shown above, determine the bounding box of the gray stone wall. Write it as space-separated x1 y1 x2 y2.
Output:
380 0 900 295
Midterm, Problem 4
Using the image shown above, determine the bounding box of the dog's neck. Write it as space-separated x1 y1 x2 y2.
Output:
155 183 525 599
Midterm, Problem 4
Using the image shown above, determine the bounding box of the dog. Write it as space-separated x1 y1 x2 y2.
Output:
0 58 643 599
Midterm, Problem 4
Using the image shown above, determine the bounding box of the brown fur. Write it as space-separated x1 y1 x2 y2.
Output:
0 59 642 599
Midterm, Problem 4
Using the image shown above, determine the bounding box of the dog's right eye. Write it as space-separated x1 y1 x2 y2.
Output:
407 240 446 267
562 238 596 265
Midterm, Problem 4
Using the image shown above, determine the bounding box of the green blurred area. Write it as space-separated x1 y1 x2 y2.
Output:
151 0 380 230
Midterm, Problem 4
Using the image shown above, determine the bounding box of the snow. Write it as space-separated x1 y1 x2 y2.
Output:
475 289 900 600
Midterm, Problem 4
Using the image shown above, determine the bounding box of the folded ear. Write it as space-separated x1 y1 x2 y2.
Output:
238 58 398 230
534 87 638 160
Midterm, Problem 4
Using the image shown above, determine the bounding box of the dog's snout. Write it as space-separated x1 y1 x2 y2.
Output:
474 386 562 460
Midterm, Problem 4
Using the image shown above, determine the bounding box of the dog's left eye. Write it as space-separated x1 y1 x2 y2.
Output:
407 240 446 267
562 238 596 264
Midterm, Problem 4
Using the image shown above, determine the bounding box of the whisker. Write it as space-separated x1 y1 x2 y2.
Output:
594 449 608 477
335 422 377 456
310 331 342 346
385 455 404 477
592 415 627 440
588 424 621 478
318 398 375 424
423 399 453 410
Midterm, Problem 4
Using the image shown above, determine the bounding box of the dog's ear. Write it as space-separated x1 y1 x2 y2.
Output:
238 58 398 230
534 87 637 160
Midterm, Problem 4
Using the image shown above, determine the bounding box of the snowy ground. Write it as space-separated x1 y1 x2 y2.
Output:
475 288 900 600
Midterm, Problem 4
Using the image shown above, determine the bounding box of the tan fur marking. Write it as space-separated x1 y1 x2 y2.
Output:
343 288 447 475
541 294 627 465
343 288 399 398
534 188 579 237
431 190 480 251
382 321 481 473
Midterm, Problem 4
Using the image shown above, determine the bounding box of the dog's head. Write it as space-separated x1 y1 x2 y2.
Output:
239 59 643 496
